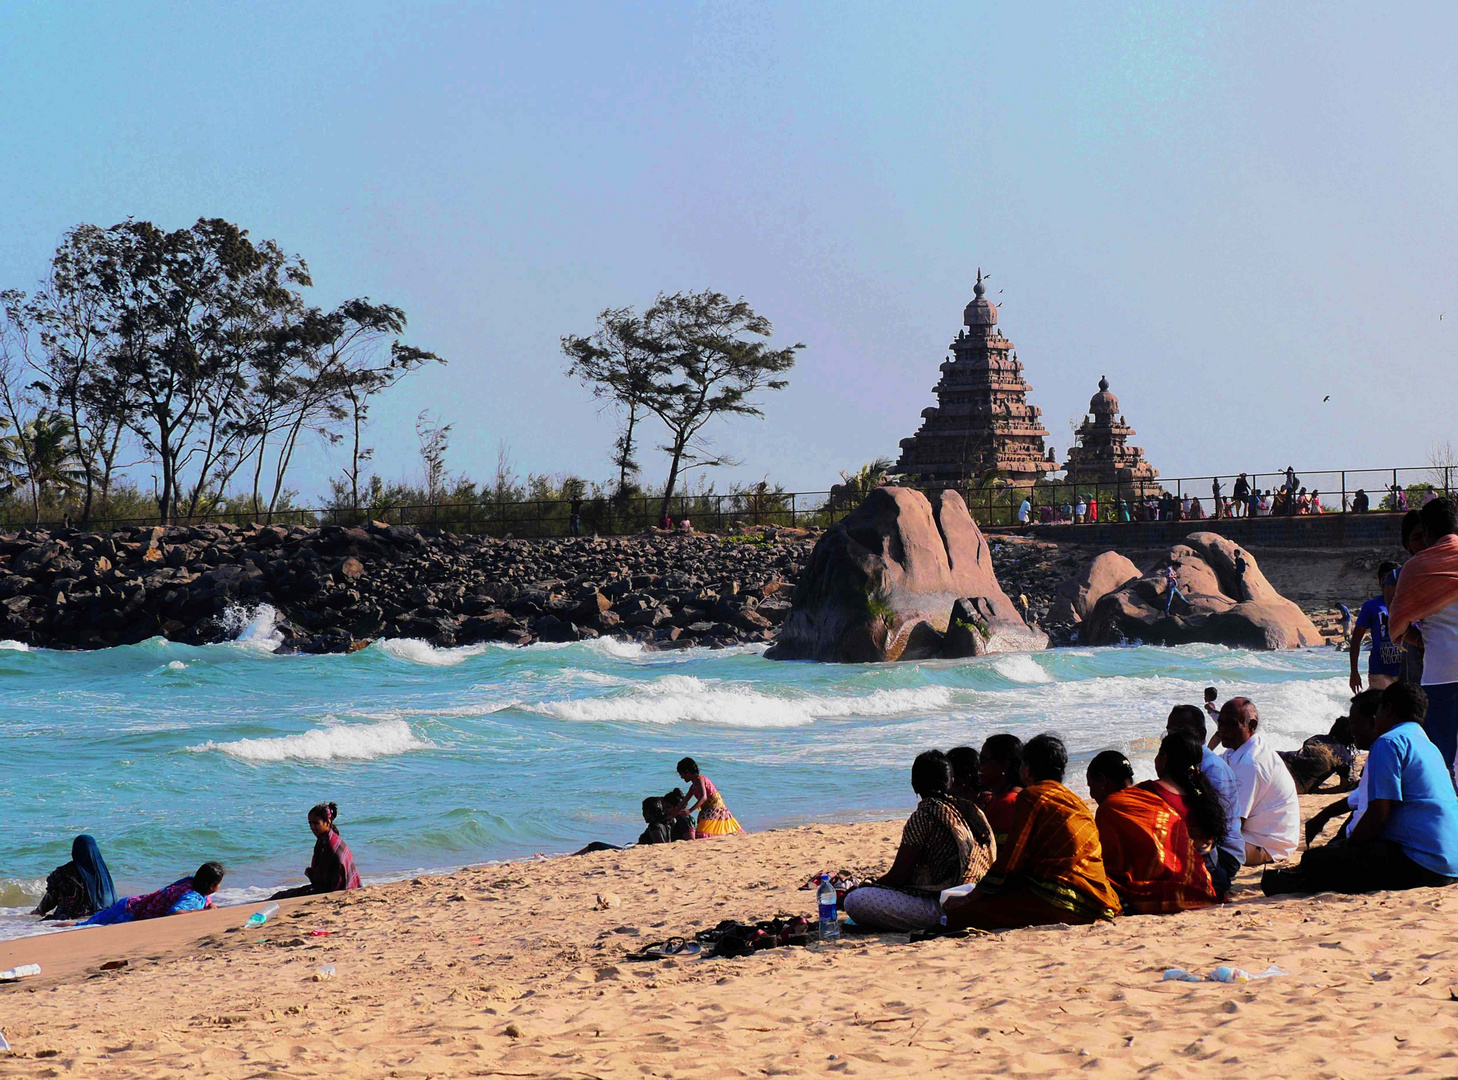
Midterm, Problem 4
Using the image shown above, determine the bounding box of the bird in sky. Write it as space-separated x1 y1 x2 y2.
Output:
1323 395 1330 402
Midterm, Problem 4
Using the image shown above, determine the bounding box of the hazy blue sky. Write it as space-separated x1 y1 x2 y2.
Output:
2 2 1455 498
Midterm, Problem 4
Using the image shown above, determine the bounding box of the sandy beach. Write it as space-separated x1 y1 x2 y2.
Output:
2 795 1454 1079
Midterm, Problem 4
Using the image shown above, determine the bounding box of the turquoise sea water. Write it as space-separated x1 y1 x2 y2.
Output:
0 605 1350 940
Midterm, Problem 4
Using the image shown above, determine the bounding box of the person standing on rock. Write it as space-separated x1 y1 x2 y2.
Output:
1233 551 1250 602
1162 564 1188 617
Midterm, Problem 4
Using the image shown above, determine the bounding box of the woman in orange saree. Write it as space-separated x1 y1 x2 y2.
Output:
1088 733 1220 915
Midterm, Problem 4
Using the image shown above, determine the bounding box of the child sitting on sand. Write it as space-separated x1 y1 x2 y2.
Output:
663 789 697 841
82 861 225 925
976 734 1023 846
676 758 744 837
638 797 673 845
270 802 362 900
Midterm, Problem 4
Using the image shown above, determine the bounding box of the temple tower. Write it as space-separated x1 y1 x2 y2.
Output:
1062 375 1159 488
895 272 1055 487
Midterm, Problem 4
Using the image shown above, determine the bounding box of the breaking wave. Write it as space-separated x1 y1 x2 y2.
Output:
187 719 434 762
531 676 956 728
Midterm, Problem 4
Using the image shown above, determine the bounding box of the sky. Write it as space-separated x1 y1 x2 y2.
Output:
2 1 1456 501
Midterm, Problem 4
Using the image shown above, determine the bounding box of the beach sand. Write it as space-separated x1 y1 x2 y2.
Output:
3 795 1455 1079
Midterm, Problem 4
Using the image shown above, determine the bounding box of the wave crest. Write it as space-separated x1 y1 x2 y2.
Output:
532 677 954 728
187 719 434 762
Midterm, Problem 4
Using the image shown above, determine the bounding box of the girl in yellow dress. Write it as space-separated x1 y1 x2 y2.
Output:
676 757 744 838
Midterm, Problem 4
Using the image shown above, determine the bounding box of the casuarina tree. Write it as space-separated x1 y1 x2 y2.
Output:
564 290 801 520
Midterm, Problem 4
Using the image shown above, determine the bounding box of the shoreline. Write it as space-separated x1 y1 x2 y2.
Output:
6 803 1450 1080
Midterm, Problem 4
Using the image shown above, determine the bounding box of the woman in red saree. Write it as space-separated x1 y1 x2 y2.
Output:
945 734 1121 930
1088 732 1221 915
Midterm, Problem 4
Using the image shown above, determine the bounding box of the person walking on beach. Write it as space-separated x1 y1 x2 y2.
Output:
1389 497 1458 780
1215 698 1300 865
675 758 744 837
1350 564 1403 693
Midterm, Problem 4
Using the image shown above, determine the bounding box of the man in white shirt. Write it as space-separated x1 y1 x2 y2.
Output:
1017 497 1031 525
1215 697 1301 865
1166 705 1243 894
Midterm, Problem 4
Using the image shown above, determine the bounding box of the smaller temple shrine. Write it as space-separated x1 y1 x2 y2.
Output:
895 273 1056 488
1062 376 1159 489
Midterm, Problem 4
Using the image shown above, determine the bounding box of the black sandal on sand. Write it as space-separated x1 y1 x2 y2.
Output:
906 926 988 943
624 937 704 962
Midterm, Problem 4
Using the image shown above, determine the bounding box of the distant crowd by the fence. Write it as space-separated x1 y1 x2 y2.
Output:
2 464 1452 539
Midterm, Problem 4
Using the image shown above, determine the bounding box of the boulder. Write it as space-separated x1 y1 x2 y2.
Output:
1081 532 1322 650
1047 552 1141 626
767 486 1047 662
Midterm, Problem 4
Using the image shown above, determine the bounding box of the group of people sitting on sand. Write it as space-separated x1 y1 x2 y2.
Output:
30 802 362 927
591 758 745 851
843 680 1458 933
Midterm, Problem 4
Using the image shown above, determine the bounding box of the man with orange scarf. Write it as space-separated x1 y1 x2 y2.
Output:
943 733 1120 930
1390 497 1458 778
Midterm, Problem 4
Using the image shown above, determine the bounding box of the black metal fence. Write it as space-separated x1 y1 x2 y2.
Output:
1 464 1451 538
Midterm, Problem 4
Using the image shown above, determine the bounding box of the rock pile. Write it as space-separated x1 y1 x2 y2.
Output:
0 523 815 653
1073 532 1325 650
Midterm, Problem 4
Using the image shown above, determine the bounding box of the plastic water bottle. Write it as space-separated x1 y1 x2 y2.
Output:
0 963 40 981
817 874 840 942
245 902 280 927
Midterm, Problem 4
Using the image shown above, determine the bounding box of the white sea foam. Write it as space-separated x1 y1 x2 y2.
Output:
532 677 955 728
991 654 1054 684
221 603 284 652
188 719 434 762
0 640 29 652
377 639 491 667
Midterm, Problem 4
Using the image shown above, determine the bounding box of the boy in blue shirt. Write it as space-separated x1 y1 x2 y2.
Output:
1263 681 1458 895
1350 564 1403 693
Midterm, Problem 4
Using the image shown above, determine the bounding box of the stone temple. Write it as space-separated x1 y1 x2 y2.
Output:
1062 375 1159 489
895 273 1055 487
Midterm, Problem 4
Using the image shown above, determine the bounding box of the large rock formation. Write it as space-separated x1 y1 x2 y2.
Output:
1047 551 1141 627
1079 532 1323 650
766 486 1048 662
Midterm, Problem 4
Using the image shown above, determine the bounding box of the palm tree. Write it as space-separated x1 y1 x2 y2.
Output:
832 457 894 509
20 409 87 522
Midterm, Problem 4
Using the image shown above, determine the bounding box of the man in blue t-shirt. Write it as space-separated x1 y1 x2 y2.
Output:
1263 681 1458 895
1351 564 1404 693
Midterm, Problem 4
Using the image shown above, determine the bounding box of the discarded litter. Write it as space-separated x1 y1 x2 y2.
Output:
0 964 40 982
245 902 281 928
0 1031 10 1052
313 965 336 981
308 930 331 937
1163 964 1288 983
99 960 128 971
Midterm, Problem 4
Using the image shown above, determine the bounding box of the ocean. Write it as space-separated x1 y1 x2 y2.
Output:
0 604 1350 941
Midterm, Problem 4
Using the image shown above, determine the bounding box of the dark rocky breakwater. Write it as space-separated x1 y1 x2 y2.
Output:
0 522 824 653
0 522 1086 653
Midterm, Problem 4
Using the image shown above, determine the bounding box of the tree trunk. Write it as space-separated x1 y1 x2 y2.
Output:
658 431 689 525
616 401 638 497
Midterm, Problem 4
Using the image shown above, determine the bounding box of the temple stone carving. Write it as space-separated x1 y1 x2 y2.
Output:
1062 376 1159 489
895 272 1055 487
